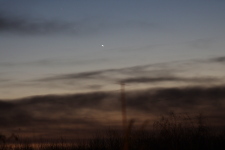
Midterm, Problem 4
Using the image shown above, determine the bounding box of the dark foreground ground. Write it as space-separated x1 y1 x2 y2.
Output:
1 114 225 150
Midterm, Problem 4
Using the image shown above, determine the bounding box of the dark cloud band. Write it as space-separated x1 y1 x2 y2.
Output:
1 85 225 138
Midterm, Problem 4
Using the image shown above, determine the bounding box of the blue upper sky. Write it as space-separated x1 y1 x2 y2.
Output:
0 0 225 99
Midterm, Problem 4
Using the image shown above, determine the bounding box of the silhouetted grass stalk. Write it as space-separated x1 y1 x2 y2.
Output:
1 113 225 150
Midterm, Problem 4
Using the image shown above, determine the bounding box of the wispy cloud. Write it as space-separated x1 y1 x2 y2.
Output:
36 56 224 85
210 56 225 63
188 38 215 49
0 57 109 68
0 14 74 35
119 76 218 84
40 71 106 81
0 13 158 35
35 65 175 88
1 56 225 99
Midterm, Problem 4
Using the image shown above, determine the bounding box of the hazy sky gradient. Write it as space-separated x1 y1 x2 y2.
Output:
0 0 225 99
1 0 225 139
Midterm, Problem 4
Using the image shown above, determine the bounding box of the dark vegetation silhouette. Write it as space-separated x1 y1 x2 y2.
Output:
1 113 225 150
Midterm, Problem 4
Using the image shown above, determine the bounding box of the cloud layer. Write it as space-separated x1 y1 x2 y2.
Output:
1 85 225 138
35 56 225 91
1 56 225 100
0 14 74 35
0 13 156 35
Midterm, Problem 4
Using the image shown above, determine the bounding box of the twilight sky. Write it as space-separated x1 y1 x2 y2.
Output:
1 0 225 99
1 0 225 139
